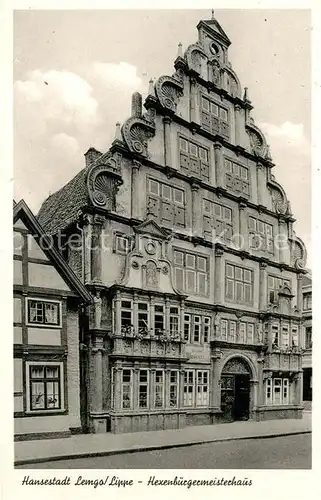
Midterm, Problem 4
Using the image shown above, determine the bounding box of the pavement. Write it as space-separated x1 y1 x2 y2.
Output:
14 413 312 466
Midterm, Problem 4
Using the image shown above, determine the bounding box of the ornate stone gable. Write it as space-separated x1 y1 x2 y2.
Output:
117 217 180 295
86 151 123 210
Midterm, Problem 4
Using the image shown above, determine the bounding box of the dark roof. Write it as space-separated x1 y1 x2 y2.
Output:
37 167 88 235
14 199 93 304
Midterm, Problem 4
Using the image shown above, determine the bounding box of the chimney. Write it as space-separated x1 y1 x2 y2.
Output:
84 147 102 168
131 92 142 118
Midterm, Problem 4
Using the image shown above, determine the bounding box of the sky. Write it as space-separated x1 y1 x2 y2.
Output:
13 9 311 263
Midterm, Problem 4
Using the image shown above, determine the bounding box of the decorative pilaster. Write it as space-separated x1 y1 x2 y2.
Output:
180 298 185 340
257 356 265 406
211 349 222 409
239 201 248 251
234 104 242 146
80 214 93 284
214 142 224 187
131 160 141 219
190 77 197 123
214 246 224 304
297 274 303 311
259 262 267 311
114 366 122 410
191 182 201 237
91 215 105 284
133 292 138 333
256 162 265 206
278 218 288 264
164 297 170 332
163 116 172 168
114 291 121 335
90 332 106 431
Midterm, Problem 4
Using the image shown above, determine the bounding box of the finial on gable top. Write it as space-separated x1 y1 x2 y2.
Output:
114 122 122 141
177 42 183 58
243 86 251 103
148 78 155 96
266 144 272 161
211 9 215 20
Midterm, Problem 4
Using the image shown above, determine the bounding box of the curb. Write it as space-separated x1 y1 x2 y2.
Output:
14 429 312 466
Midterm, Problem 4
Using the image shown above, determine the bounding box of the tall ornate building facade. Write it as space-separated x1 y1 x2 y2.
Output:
38 16 308 433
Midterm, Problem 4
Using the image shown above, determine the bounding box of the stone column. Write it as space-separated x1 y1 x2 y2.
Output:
297 371 303 406
191 182 201 237
214 142 224 187
297 274 303 311
180 299 185 340
278 218 288 264
214 247 224 304
234 104 242 147
114 291 121 335
239 202 248 251
131 160 141 219
114 366 122 410
81 214 93 284
190 77 197 123
90 332 106 432
259 262 267 311
211 351 222 409
256 163 265 207
91 215 105 284
133 292 138 334
164 297 170 332
163 116 172 168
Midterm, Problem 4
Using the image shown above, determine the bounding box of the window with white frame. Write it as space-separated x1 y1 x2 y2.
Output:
26 362 64 412
147 178 185 227
184 314 211 344
305 326 312 349
248 217 274 254
224 159 250 197
120 300 133 332
121 369 133 409
272 323 280 346
225 264 253 305
303 292 312 311
174 250 208 295
291 326 299 347
154 305 165 334
113 232 132 255
266 378 289 405
154 370 165 408
169 370 179 408
203 200 233 241
239 322 254 344
137 302 149 332
282 324 290 346
268 276 291 304
138 369 149 408
179 137 210 181
221 319 228 341
27 299 61 327
201 96 229 139
184 369 209 407
169 307 179 335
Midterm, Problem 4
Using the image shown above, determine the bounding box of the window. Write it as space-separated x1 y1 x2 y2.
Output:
154 305 164 334
266 378 290 405
228 321 236 342
225 264 253 305
221 319 228 341
249 217 274 254
272 324 280 346
305 326 312 349
196 371 209 406
184 369 209 407
179 137 210 181
268 276 291 304
154 370 164 408
239 322 255 344
169 307 179 335
169 370 179 408
138 369 149 408
282 324 290 346
174 250 208 295
120 300 133 332
201 96 229 139
220 319 255 344
303 293 312 310
27 363 63 411
138 302 149 332
27 299 60 327
183 370 195 407
203 200 233 241
184 314 210 343
224 159 250 197
113 232 132 255
121 369 133 409
147 178 185 227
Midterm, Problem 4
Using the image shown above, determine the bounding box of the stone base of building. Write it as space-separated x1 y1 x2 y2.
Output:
253 406 303 421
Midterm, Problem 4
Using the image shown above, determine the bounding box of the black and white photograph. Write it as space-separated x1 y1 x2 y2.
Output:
7 3 316 487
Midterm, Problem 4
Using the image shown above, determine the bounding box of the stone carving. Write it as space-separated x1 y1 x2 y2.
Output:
222 358 251 375
185 44 207 74
86 152 123 210
211 59 221 86
290 235 307 270
93 291 102 329
154 75 184 112
145 260 158 287
223 68 241 97
121 117 156 157
245 120 267 158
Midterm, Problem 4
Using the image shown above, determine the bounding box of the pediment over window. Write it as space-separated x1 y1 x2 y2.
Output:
134 218 172 240
278 284 294 298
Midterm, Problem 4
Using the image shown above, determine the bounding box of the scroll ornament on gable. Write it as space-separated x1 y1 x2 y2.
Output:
268 178 292 216
290 234 307 271
86 151 123 210
184 43 207 75
154 75 184 113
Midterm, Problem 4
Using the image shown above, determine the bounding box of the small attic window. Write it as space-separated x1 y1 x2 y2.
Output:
209 42 219 55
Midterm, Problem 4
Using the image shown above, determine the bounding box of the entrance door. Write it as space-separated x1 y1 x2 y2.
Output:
220 357 251 422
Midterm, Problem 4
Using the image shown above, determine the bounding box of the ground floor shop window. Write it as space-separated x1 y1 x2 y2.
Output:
138 369 149 408
26 361 64 412
121 369 133 409
169 370 179 407
265 378 289 405
183 369 209 407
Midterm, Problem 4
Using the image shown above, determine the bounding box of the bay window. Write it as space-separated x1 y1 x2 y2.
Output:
272 324 280 346
282 324 290 346
120 300 133 331
169 307 179 335
154 305 165 334
138 302 149 332
121 369 133 409
138 370 149 408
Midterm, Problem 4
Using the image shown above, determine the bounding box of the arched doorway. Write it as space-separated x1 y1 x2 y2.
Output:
220 357 252 422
